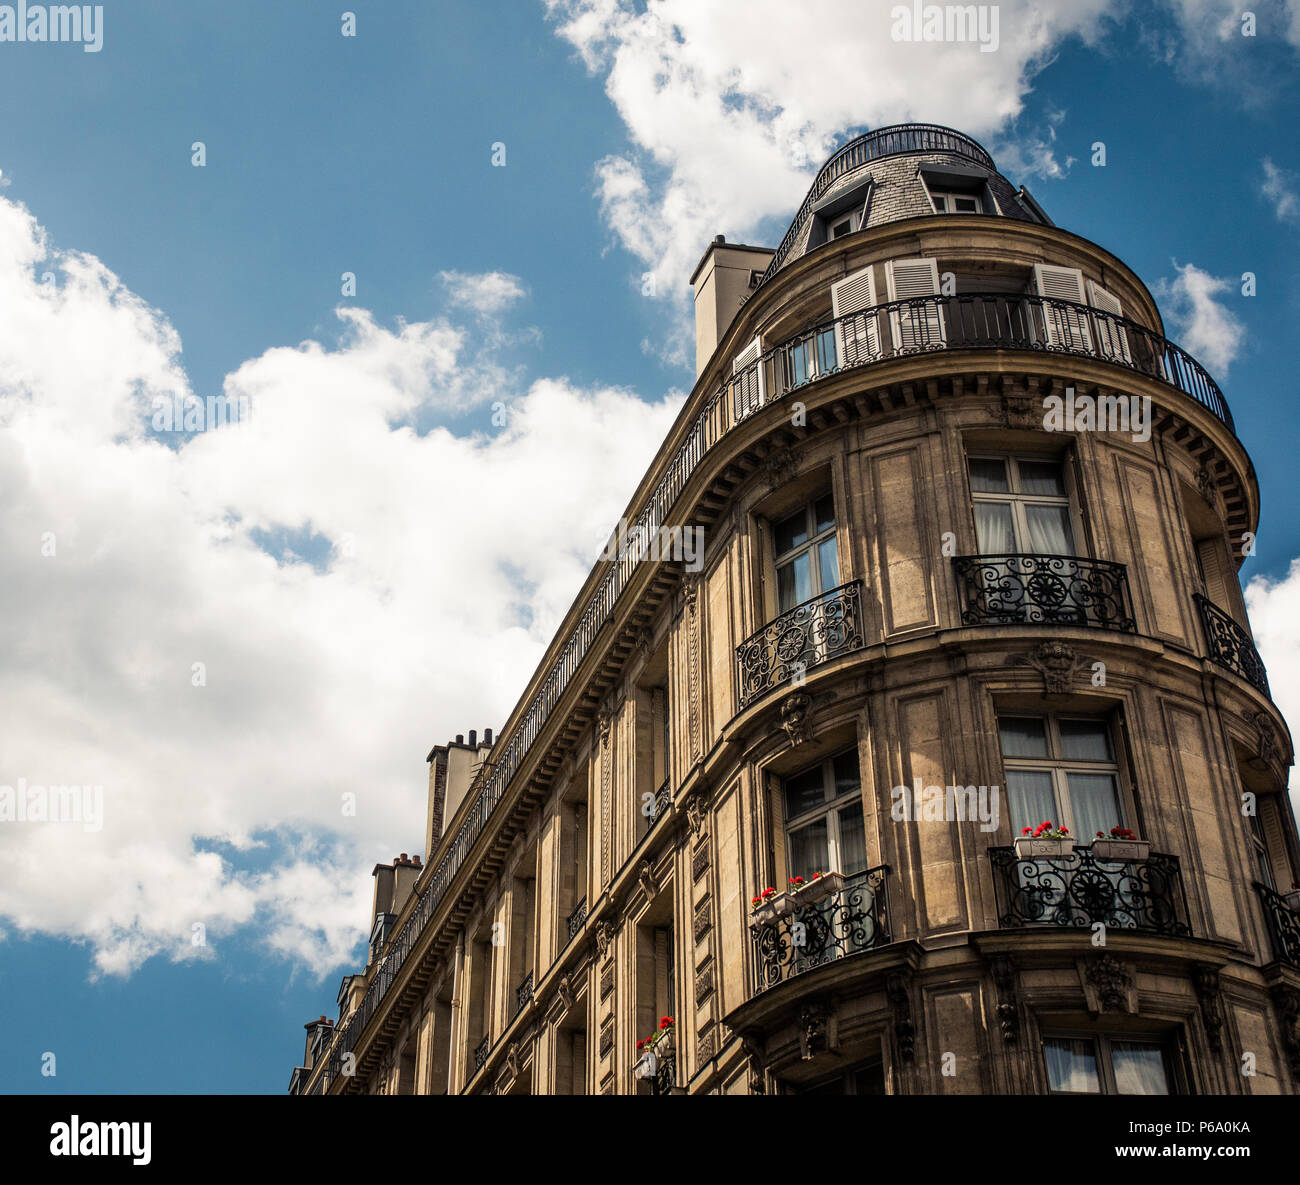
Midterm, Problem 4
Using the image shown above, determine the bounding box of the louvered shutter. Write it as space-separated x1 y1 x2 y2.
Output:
1034 264 1092 352
1196 537 1233 610
732 335 765 420
830 267 880 368
1087 280 1131 364
886 257 945 351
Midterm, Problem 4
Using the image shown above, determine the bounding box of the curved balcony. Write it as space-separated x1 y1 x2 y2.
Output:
1195 594 1270 696
990 845 1191 936
736 580 865 709
1254 883 1300 968
952 554 1136 632
750 866 892 995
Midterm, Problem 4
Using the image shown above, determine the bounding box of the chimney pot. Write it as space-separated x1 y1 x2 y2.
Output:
714 234 725 243
455 734 464 744
468 729 477 746
484 728 493 745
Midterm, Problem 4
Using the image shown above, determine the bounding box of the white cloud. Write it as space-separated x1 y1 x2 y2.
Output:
439 269 528 317
1246 560 1300 804
0 193 682 978
1261 157 1300 223
1153 263 1246 374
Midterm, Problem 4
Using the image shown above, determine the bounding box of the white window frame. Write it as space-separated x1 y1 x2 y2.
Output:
930 190 984 214
782 750 864 879
968 453 1079 556
1042 1032 1176 1096
773 493 839 614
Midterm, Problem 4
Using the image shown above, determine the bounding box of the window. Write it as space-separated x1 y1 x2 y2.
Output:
783 750 868 880
1248 810 1277 891
794 1058 886 1095
931 191 983 214
774 493 839 612
998 715 1123 842
829 210 862 238
1043 1035 1175 1095
969 454 1075 556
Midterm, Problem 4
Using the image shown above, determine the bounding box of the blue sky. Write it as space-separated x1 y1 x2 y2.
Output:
1 1 1298 1093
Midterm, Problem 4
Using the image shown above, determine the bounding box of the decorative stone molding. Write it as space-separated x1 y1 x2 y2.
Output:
1080 955 1136 1014
693 897 712 943
779 691 813 746
1244 709 1280 773
504 1040 521 1081
990 955 1019 1044
1196 465 1217 507
1014 640 1089 696
1191 964 1225 1054
764 446 798 490
695 960 715 1005
885 972 916 1062
692 840 710 882
686 793 707 837
741 1036 766 1094
599 1019 614 1058
637 857 656 902
595 921 613 958
698 1026 716 1062
1271 985 1300 1078
1000 389 1039 431
634 624 654 663
599 960 614 1000
557 974 575 1014
798 1000 836 1061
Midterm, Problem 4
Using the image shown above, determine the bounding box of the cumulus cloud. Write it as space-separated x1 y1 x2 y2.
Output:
1261 157 1300 223
1153 263 1246 374
0 192 682 977
1246 561 1300 802
439 269 528 317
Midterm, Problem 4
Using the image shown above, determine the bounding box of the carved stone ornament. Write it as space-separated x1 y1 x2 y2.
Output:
742 1036 766 1094
634 624 654 663
1244 709 1279 772
557 974 575 1013
1196 466 1217 507
682 573 701 612
504 1041 520 1081
1191 964 1225 1054
779 691 813 746
1081 955 1136 1014
764 446 798 490
1271 985 1300 1078
798 1001 834 1061
637 857 656 901
990 955 1019 1044
1015 640 1088 696
885 972 916 1062
1001 390 1039 430
594 921 613 958
686 794 706 837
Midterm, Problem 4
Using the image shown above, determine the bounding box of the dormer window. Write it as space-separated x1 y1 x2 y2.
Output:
829 211 862 238
931 191 983 214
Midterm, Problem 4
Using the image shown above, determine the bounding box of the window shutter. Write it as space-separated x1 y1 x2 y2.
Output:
885 257 945 351
1033 264 1092 352
1195 537 1232 609
830 267 880 368
1086 280 1132 364
1259 798 1289 889
732 335 765 419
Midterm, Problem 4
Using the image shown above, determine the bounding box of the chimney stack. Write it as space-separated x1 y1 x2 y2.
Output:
484 727 493 745
468 729 477 747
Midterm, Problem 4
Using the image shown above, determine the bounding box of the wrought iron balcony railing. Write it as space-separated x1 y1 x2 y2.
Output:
643 778 671 833
1254 883 1300 968
514 971 534 1016
316 281 1231 1091
566 897 588 942
1195 594 1269 696
736 580 865 708
653 1035 677 1096
750 865 891 994
473 1035 490 1073
989 845 1191 935
952 554 1136 631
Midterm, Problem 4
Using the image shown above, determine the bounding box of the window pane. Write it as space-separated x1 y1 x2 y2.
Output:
1059 719 1112 762
1112 1043 1170 1095
932 195 947 212
814 494 835 534
1024 503 1074 554
788 818 829 881
831 751 860 798
1066 773 1122 843
851 1062 887 1095
818 538 839 593
999 716 1049 758
777 554 812 612
954 196 979 212
784 767 827 818
1044 1038 1100 1093
837 802 867 875
774 509 808 557
1005 770 1057 834
1018 459 1066 496
974 502 1016 553
968 458 1009 493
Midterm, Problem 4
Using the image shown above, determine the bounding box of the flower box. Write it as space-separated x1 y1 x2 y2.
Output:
1014 836 1074 860
1283 890 1300 912
750 893 795 925
1090 838 1151 863
790 870 845 906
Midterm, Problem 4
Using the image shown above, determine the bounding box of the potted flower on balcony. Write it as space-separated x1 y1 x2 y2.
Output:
1283 881 1300 911
1014 822 1074 860
789 869 846 907
750 886 784 924
1090 826 1151 863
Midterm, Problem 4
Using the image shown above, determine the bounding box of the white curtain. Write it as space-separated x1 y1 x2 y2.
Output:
974 503 1015 552
1025 504 1074 554
1043 1038 1099 1092
1112 1043 1170 1094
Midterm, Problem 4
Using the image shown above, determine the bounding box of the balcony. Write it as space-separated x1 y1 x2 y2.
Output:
736 580 865 709
952 554 1135 632
1254 883 1300 968
989 845 1191 936
644 778 671 834
750 865 891 994
1195 594 1270 696
514 971 534 1016
566 898 587 942
473 1035 490 1073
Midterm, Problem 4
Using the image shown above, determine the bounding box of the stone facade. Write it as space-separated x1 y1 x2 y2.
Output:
290 125 1300 1098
